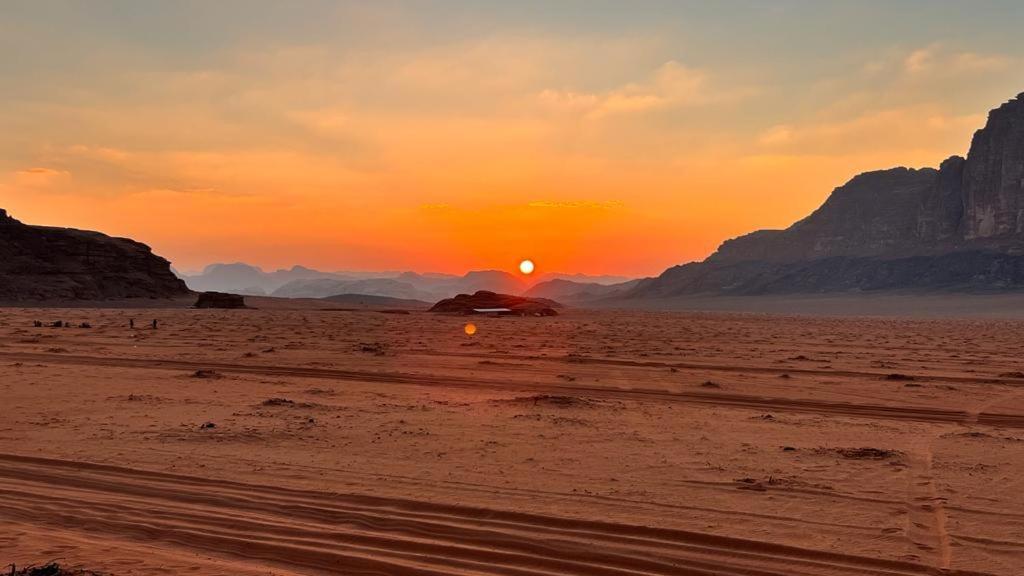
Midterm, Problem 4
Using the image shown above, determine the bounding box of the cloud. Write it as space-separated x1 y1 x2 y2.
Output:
748 105 985 163
903 44 1011 77
949 51 1011 73
758 125 794 146
538 61 711 119
904 46 936 74
10 167 71 187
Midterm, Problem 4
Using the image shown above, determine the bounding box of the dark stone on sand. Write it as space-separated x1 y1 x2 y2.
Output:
429 290 560 316
194 291 248 309
191 369 222 379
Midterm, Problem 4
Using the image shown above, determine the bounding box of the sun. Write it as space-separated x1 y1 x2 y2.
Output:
518 259 535 275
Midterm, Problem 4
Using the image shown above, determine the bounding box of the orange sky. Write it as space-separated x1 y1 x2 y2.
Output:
1 3 1021 276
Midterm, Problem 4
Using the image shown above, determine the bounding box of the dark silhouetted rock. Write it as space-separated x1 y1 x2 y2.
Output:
628 92 1024 297
429 290 560 315
0 210 189 301
194 291 248 309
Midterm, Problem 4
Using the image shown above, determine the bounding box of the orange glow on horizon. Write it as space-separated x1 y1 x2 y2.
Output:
0 17 1006 277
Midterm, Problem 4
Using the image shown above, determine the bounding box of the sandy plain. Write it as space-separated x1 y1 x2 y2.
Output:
1 305 1024 575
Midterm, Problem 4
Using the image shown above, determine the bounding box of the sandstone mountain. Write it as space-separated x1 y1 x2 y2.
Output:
0 210 189 301
629 92 1024 297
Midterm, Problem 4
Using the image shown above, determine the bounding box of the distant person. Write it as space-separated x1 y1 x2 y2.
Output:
129 319 134 329
152 319 158 329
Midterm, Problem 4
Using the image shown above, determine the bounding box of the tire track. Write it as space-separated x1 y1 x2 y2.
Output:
0 454 995 576
403 350 1024 387
4 351 1024 429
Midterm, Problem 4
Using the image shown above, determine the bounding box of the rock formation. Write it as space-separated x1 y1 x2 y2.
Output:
429 291 560 315
194 291 248 309
0 210 189 301
629 92 1024 297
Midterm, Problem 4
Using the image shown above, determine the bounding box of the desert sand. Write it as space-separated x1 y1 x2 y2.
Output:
2 306 1023 575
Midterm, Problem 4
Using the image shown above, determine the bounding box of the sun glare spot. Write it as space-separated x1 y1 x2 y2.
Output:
464 323 477 336
519 259 535 275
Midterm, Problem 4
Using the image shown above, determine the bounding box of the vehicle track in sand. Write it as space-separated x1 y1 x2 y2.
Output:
0 454 996 576
3 351 1024 429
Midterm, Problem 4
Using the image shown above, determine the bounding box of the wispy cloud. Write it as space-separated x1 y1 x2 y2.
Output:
10 167 71 187
538 61 713 119
903 44 1011 77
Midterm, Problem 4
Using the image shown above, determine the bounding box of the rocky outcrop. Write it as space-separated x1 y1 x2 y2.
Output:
194 291 248 309
630 92 1024 297
0 210 189 301
429 291 560 315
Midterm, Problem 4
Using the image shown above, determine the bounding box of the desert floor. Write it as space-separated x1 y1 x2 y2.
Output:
1 307 1023 575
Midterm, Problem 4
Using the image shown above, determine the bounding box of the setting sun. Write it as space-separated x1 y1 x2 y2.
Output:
3 4 1024 575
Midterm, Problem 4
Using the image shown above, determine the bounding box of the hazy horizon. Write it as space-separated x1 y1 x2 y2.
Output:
173 261 637 283
3 1 1023 276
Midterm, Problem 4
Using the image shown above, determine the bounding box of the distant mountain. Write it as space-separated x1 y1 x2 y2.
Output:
532 272 633 286
273 278 429 300
270 269 528 301
391 270 524 296
322 293 430 310
184 263 630 301
0 209 189 301
625 91 1024 299
524 278 641 303
454 270 528 295
181 263 351 295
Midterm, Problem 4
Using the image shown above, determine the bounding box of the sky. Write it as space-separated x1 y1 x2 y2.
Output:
2 1 1023 277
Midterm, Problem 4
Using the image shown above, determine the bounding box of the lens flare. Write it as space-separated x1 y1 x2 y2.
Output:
464 322 477 335
519 259 535 275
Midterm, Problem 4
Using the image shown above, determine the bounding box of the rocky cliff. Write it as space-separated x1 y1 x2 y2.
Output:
0 209 190 301
630 93 1024 297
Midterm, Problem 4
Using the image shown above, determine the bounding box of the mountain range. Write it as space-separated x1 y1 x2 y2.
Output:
624 92 1024 300
178 263 633 302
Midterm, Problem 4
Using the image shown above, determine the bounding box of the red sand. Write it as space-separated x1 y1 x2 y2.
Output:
2 307 1023 575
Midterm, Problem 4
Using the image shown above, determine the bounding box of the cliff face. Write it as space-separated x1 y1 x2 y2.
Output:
0 210 190 301
962 95 1024 240
632 92 1024 297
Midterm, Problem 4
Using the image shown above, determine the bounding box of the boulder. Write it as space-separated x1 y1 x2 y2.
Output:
429 290 560 316
194 291 248 309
